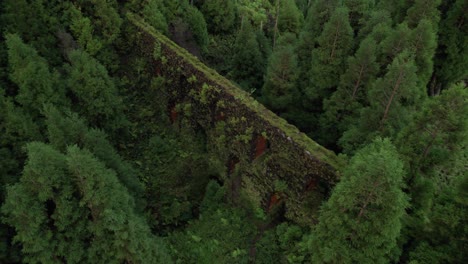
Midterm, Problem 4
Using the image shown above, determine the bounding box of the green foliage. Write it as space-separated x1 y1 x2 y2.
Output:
357 9 392 43
1 1 467 262
302 138 407 263
68 4 104 56
73 0 122 44
2 142 172 263
142 0 169 35
64 49 126 131
409 19 438 88
321 37 379 146
296 0 340 90
343 0 375 32
397 81 467 178
2 0 62 63
236 0 273 29
168 181 255 263
277 0 303 35
379 22 413 66
201 0 236 33
183 4 209 52
306 6 354 101
340 51 421 153
262 33 299 112
405 0 441 27
6 34 67 117
407 177 468 263
433 0 468 89
44 107 144 201
230 22 265 91
396 84 467 244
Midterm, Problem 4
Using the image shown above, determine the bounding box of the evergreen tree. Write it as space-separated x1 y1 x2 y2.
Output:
432 0 468 92
340 51 420 153
321 37 379 146
296 0 340 89
356 9 392 43
230 22 264 91
2 142 172 263
44 107 144 201
277 0 303 35
2 0 61 64
201 0 236 33
183 4 209 52
262 33 299 112
73 0 122 45
405 0 441 28
375 0 411 24
141 0 169 35
343 0 375 33
6 34 67 117
236 0 273 31
397 84 468 178
306 7 354 101
396 84 467 241
379 22 413 67
64 49 126 131
409 19 438 89
68 4 104 56
407 172 468 263
302 138 407 263
66 0 122 71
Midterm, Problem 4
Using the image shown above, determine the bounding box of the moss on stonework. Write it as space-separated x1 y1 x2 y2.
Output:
126 12 345 224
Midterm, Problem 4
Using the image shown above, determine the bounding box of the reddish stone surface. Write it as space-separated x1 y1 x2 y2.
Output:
254 135 268 159
155 65 161 76
169 105 178 123
215 111 225 121
268 193 281 212
305 178 318 192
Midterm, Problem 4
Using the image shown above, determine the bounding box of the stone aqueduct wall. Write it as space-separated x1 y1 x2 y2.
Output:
128 14 343 224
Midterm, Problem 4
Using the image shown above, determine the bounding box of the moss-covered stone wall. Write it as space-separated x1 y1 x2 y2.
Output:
127 13 344 225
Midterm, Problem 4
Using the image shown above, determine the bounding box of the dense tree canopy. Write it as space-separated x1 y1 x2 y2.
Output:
0 1 466 263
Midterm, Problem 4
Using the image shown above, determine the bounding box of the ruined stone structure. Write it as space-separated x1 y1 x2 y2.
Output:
128 13 344 225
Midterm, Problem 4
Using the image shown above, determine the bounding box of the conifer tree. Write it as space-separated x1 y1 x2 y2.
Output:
2 142 172 263
142 0 169 35
44 107 144 200
277 0 303 35
64 49 126 131
183 4 209 52
375 0 411 24
395 84 467 237
230 22 264 91
321 37 379 146
68 5 104 56
432 0 468 91
379 22 413 67
407 176 468 263
405 0 441 28
343 0 375 33
356 9 392 43
2 0 61 63
296 0 340 89
340 51 420 153
262 33 299 112
201 0 236 33
306 7 354 101
6 34 67 117
409 19 438 89
73 0 122 45
303 138 407 263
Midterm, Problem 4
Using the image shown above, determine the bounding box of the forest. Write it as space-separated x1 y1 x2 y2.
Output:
0 0 467 263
